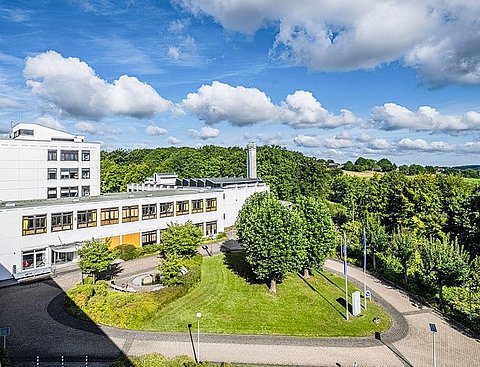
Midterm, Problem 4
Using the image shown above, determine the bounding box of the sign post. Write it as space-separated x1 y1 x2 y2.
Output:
352 291 361 316
0 327 11 349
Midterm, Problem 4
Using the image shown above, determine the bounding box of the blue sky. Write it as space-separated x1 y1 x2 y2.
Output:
1 0 480 166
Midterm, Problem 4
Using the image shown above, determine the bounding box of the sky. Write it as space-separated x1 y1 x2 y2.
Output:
1 1 480 166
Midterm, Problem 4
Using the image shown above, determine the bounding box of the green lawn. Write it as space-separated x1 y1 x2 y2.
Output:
143 253 391 336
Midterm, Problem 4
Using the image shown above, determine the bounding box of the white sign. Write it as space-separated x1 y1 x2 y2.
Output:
352 291 361 316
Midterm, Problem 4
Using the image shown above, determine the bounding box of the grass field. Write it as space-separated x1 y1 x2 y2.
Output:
143 253 391 336
464 177 480 185
342 170 384 178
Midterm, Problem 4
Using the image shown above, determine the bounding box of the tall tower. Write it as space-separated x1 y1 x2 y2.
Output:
247 142 257 179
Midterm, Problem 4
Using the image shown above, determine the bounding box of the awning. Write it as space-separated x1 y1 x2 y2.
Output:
50 242 83 253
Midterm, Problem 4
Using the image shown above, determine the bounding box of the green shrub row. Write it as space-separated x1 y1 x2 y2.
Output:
112 244 164 261
112 353 230 367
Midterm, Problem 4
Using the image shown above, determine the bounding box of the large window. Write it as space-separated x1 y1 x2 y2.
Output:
77 209 97 228
14 129 34 138
47 187 57 199
81 168 90 179
176 200 189 216
48 150 57 161
206 221 217 237
60 168 79 179
160 202 174 217
51 212 73 232
82 150 90 161
206 198 217 212
142 204 157 220
142 230 158 246
122 205 139 222
60 186 78 198
192 199 204 214
47 168 57 180
22 248 46 270
101 207 119 225
60 150 78 161
22 214 47 236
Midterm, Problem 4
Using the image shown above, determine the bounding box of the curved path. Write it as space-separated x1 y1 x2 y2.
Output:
0 254 479 367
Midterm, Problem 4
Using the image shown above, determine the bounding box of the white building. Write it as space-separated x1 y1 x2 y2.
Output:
0 124 268 281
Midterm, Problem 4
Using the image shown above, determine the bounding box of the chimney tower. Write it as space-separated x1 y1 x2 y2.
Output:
247 143 257 179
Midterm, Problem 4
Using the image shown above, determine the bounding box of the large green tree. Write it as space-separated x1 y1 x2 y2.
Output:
78 238 114 283
390 226 417 284
161 221 203 257
418 236 469 309
364 213 388 271
296 196 336 278
237 192 306 293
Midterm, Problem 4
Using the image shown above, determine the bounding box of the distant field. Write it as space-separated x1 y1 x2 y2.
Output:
342 170 384 178
464 177 480 185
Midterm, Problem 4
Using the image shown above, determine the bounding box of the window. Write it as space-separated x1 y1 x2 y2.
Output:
81 186 90 196
14 129 34 138
101 207 119 225
60 150 78 161
142 204 157 220
194 222 204 235
82 150 90 161
22 248 46 270
48 150 57 161
22 214 47 236
122 205 139 222
176 200 189 216
192 199 204 214
60 168 79 179
47 168 57 180
47 187 57 199
81 168 90 179
160 202 174 217
77 210 97 228
142 230 158 246
206 221 217 237
60 186 78 197
51 212 73 232
206 198 217 212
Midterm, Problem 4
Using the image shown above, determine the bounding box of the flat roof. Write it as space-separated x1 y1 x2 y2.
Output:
0 188 222 210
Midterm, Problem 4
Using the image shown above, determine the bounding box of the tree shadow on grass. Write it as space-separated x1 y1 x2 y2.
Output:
313 269 344 293
298 274 346 319
223 252 266 285
336 297 352 315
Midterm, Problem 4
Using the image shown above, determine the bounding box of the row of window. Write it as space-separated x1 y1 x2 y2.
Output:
22 198 218 235
48 149 90 162
47 186 90 199
48 168 90 180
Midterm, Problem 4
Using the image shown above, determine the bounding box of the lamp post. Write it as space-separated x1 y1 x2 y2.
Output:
429 323 437 367
196 312 202 363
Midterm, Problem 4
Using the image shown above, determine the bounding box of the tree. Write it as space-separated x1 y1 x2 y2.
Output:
364 213 388 271
237 192 306 293
376 158 396 172
296 196 336 278
390 226 417 284
78 238 114 283
161 221 203 257
418 236 469 309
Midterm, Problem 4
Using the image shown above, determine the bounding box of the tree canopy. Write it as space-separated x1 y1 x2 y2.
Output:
78 238 114 283
161 221 203 257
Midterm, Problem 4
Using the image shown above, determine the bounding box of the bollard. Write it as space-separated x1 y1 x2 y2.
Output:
36 356 39 367
61 356 64 367
85 355 88 367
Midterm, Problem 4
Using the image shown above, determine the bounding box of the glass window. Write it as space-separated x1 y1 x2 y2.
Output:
60 186 78 197
60 150 78 161
101 207 119 225
48 150 57 161
81 168 90 179
77 209 97 228
142 204 157 220
22 248 46 270
82 150 90 161
51 212 73 232
60 168 79 179
22 215 47 236
206 221 217 237
122 205 139 222
81 186 90 196
47 168 57 180
206 198 217 212
160 202 174 217
176 200 189 216
47 187 57 199
192 199 204 214
142 230 158 246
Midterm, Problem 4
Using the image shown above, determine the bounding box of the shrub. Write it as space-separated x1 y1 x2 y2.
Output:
160 254 202 287
113 244 140 261
139 243 164 256
112 353 229 367
0 347 13 367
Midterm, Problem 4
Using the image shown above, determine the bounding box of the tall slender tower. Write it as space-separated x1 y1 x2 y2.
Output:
247 142 257 179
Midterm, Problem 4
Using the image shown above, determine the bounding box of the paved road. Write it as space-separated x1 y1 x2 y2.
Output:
0 254 479 367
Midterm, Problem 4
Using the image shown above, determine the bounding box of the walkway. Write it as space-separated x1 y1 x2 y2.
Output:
0 251 478 367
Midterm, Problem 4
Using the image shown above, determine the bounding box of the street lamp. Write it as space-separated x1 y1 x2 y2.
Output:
196 312 202 363
429 323 437 367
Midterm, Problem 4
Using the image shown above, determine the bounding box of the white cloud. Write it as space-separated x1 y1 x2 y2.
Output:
75 121 122 135
397 138 455 152
293 135 322 148
0 97 20 109
372 103 480 133
175 0 480 84
189 126 220 139
182 81 359 128
145 125 168 136
35 116 66 131
168 18 191 33
167 36 198 63
367 138 390 150
167 46 181 60
167 136 182 145
24 51 173 120
459 142 480 153
294 133 354 149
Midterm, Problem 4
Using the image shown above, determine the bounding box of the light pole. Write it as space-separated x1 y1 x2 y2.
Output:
429 323 437 367
196 312 202 363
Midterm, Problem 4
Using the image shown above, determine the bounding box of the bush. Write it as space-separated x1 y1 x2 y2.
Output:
139 243 164 256
0 347 13 367
113 244 140 261
111 353 228 367
160 254 202 287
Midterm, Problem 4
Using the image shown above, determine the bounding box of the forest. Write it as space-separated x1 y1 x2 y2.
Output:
101 145 480 332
